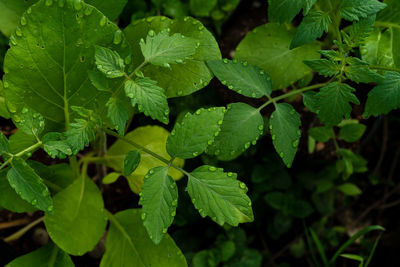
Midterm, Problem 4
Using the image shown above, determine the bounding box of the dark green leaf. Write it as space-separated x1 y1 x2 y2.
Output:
347 15 376 47
0 132 10 156
309 126 332 142
302 0 317 15
340 0 387 21
106 96 129 136
345 57 383 83
95 46 125 78
268 0 303 23
42 132 72 159
189 0 217 17
124 150 141 176
339 123 366 142
303 59 340 77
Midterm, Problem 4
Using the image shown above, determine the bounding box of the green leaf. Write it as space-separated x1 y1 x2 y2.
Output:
340 0 387 21
167 107 225 159
124 150 141 176
29 161 74 190
7 158 53 213
318 50 342 61
86 0 128 21
235 23 321 90
336 149 368 179
106 96 129 136
206 103 264 161
291 11 331 49
269 103 301 168
207 59 272 98
303 59 340 77
106 126 184 194
303 91 319 113
364 71 400 117
264 192 313 218
0 132 10 156
42 132 72 159
5 242 74 267
124 16 221 97
0 169 37 213
344 57 383 83
102 172 120 184
100 209 187 267
187 165 254 226
189 0 217 17
64 118 97 154
315 82 360 126
95 46 125 78
302 0 317 15
3 0 130 131
13 108 45 137
309 126 332 142
347 15 376 47
0 0 35 37
0 80 11 119
125 77 169 124
340 254 364 263
339 123 366 142
44 176 107 256
140 30 197 68
337 183 362 196
140 166 178 244
268 0 302 23
8 131 37 154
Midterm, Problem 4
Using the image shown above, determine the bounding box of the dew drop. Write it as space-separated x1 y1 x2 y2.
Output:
3 81 9 88
15 27 23 37
177 90 183 96
228 85 233 89
227 172 233 177
244 142 250 149
163 63 171 68
258 125 264 131
146 17 153 22
113 30 123 45
208 166 217 171
84 6 93 15
162 228 168 234
217 120 223 125
290 109 295 115
214 131 219 137
48 206 54 212
99 16 107 27
192 198 196 203
149 169 154 174
172 199 178 206
141 213 146 220
292 140 299 148
223 58 229 63
124 55 132 65
45 0 53 6
195 109 201 115
10 36 17 46
279 152 284 158
239 182 246 189
192 152 199 157
252 140 257 145
74 0 83 10
297 130 301 136
31 199 38 205
248 201 252 207
27 7 32 14
58 0 65 7
242 61 248 67
272 135 276 140
198 25 204 30
171 211 176 217
269 125 273 130
20 16 27 26
251 93 256 97
148 29 155 37
184 17 189 22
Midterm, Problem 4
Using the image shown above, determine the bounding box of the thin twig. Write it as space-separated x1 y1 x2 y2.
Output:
3 217 44 243
0 218 30 230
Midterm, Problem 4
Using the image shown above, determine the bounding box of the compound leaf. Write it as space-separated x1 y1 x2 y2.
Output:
106 96 129 136
340 0 387 21
95 46 125 78
344 57 383 83
187 165 254 226
42 132 72 159
303 59 340 77
268 0 302 23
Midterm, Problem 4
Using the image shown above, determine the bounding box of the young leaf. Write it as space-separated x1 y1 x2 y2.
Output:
102 172 121 184
187 165 254 226
207 59 272 98
309 126 332 142
339 123 366 142
337 183 362 196
303 59 340 77
124 150 141 176
340 0 387 21
106 96 129 136
13 108 45 138
347 15 376 47
42 132 72 159
44 176 107 256
100 209 187 267
344 57 383 83
318 50 342 62
95 46 125 78
140 166 178 244
268 0 303 23
140 30 197 67
167 107 225 159
315 82 360 126
206 103 264 161
7 157 53 213
124 77 169 124
270 103 302 168
64 118 97 154
364 71 400 117
291 11 331 49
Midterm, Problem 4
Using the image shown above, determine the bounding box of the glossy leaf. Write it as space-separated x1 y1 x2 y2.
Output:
42 132 72 159
124 150 141 176
94 46 125 78
0 80 11 119
269 103 302 168
13 108 45 137
187 165 254 226
140 166 178 244
167 107 225 159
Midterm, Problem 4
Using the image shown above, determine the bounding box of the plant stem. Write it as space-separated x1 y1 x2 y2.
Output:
4 217 44 243
257 82 329 111
369 65 400 73
0 141 43 170
331 128 340 153
0 218 30 230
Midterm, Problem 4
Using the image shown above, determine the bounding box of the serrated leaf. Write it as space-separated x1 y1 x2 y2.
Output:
5 242 74 267
207 59 272 98
268 0 302 23
315 82 360 126
337 183 362 196
302 0 317 15
309 126 332 142
291 11 331 49
339 123 366 142
303 59 340 77
0 80 11 119
340 0 387 21
235 23 320 90
140 30 197 67
124 150 141 176
13 108 45 137
0 132 10 156
7 157 53 213
318 50 342 61
95 46 125 78
167 107 225 159
44 176 107 256
347 15 376 47
187 165 253 226
106 96 129 136
64 118 97 154
303 91 319 113
42 132 72 159
140 166 178 244
206 103 264 161
100 209 187 267
125 77 169 124
344 57 383 83
270 103 301 168
102 172 120 184
189 0 217 17
364 71 400 116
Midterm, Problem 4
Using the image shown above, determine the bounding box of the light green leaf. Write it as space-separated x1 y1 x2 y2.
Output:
125 77 169 124
140 30 197 68
7 158 53 213
315 82 360 126
318 50 342 61
167 107 225 159
187 165 254 226
64 117 98 155
106 96 129 136
189 0 217 17
340 0 386 21
309 126 332 142
0 132 10 155
0 80 11 119
3 0 130 131
206 103 264 161
44 176 107 256
5 242 74 267
235 23 320 90
102 172 120 184
124 16 221 97
303 59 340 77
140 166 178 244
42 132 72 159
364 71 400 116
95 46 125 78
344 57 383 83
268 0 302 23
337 183 362 196
339 123 366 142
100 209 187 267
106 126 184 194
8 131 37 154
270 103 301 168
124 150 141 176
13 108 45 137
291 11 331 49
347 15 376 47
207 59 272 98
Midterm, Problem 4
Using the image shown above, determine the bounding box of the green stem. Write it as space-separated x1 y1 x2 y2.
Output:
4 216 44 243
257 82 329 111
331 128 340 154
103 128 191 177
369 65 400 73
0 141 43 170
